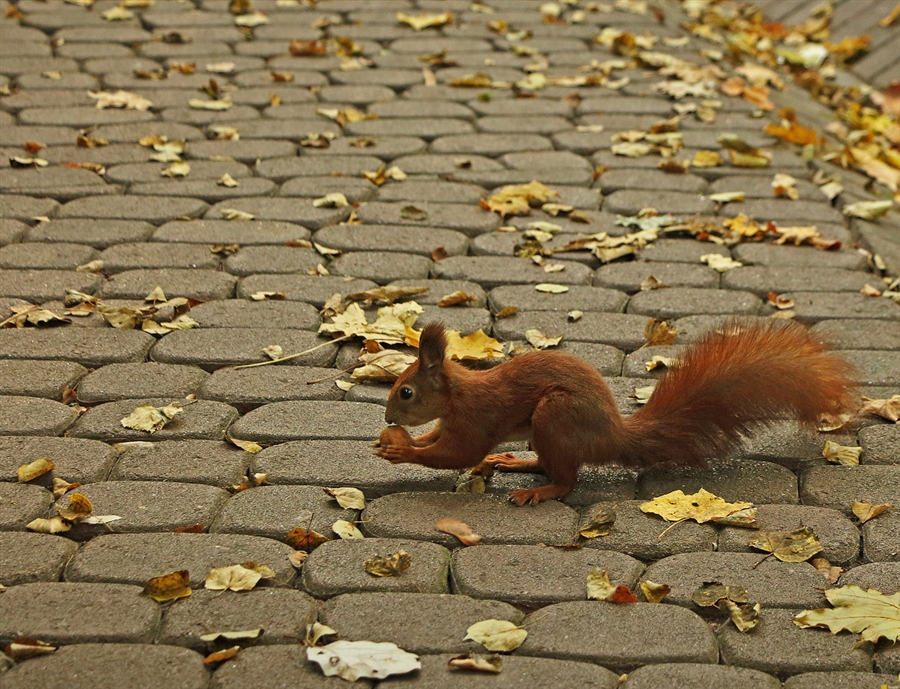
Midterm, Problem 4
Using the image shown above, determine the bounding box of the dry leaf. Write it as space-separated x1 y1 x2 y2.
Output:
534 283 568 294
248 291 285 301
794 585 900 644
749 526 823 563
17 458 55 482
481 181 557 217
313 192 349 208
525 328 562 349
286 527 328 551
352 349 417 382
448 653 502 673
692 150 722 167
586 567 616 600
190 98 232 111
234 10 268 27
120 403 182 433
842 200 893 220
26 516 72 534
436 517 482 546
822 440 862 466
396 11 452 30
3 638 57 660
812 557 843 584
640 488 754 524
644 319 677 346
851 501 893 524
639 579 671 603
225 436 263 453
320 301 422 345
221 208 255 221
578 506 616 538
204 564 262 591
364 550 412 577
464 620 527 652
144 570 192 602
324 486 366 510
89 90 152 110
438 290 475 307
307 640 421 682
702 254 743 272
210 126 239 141
860 395 900 422
400 205 428 221
333 519 364 539
161 161 190 178
217 173 239 187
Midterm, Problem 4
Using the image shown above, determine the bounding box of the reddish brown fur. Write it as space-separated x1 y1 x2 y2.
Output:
377 320 858 503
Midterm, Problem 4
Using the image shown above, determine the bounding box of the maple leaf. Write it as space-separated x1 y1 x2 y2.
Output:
794 585 900 644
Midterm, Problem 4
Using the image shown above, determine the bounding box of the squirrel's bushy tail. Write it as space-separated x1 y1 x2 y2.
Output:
616 320 858 470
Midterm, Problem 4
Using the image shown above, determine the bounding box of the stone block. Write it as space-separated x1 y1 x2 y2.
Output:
109 439 249 488
76 363 209 403
0 531 78 585
0 359 87 400
228 400 385 443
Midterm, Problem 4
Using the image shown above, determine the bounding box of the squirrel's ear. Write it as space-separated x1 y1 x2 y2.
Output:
418 322 447 376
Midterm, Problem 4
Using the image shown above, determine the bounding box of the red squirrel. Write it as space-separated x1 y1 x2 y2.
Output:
375 320 857 505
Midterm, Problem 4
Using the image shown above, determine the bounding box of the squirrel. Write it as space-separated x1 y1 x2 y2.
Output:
375 320 858 505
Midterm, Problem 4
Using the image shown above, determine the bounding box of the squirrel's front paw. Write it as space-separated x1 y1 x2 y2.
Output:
375 444 413 464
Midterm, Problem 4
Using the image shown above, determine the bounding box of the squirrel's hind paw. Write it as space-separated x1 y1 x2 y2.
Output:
508 484 571 506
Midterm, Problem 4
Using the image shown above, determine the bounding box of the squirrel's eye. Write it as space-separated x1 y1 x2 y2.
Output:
399 387 413 400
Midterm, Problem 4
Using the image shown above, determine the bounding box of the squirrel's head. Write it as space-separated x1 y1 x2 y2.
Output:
384 321 449 426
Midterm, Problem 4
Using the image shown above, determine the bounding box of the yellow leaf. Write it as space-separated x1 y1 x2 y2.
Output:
464 620 527 652
204 564 262 591
17 458 55 482
749 526 823 562
324 486 366 510
120 403 182 433
851 501 893 524
396 11 452 30
822 440 862 466
481 181 557 217
794 585 900 644
364 549 411 577
144 570 192 602
640 488 753 523
332 519 364 539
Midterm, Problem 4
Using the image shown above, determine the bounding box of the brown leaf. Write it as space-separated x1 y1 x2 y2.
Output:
144 569 192 602
204 647 240 665
364 549 412 577
436 517 482 546
644 318 677 346
495 306 518 319
438 290 475 307
289 40 328 56
286 527 328 552
3 638 56 660
17 458 55 482
851 501 893 524
23 141 45 154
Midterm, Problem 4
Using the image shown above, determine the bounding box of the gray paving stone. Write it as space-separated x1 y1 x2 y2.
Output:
236 274 378 307
253 439 455 495
0 168 109 195
345 117 475 140
40 145 150 168
488 284 628 313
840 561 900 593
0 395 77 436
391 153 504 175
416 304 493 335
302 135 427 160
719 608 872 675
208 644 352 689
210 484 356 541
190 299 320 330
375 179 486 206
362 493 578 547
130 177 278 202
644 552 827 610
0 218 28 245
99 242 220 273
518 600 717 671
454 166 595 189
451 544 643 606
638 458 800 505
152 219 310 245
159 588 318 650
785 291 900 322
708 174 824 201
314 224 469 258
733 243 867 270
66 532 296 587
278 176 376 204
623 663 782 689
356 201 501 236
605 189 715 216
718 504 860 565
861 504 899 562
331 251 433 283
57 195 208 223
205 198 351 229
109 438 248 488
627 287 763 319
0 194 59 221
0 643 207 689
596 169 708 194
228 400 384 443
736 420 855 471
96 268 236 300
0 481 52 530
151 328 337 370
302 537 451 597
0 327 154 367
841 349 900 386
580 500 716 560
859 424 900 465
723 266 873 297
187 138 297 163
431 133 554 157
224 245 320 277
493 311 650 351
386 278 485 308
736 199 846 225
255 155 384 182
595 262 719 294
0 531 77 586
76 363 208 403
0 359 86 400
196 367 344 408
57 480 228 536
0 268 103 301
0 435 115 487
68 397 237 442
433 256 592 289
321 591 523 654
0 581 159 645
784 671 900 689
24 219 155 248
811 319 900 351
369 100 476 119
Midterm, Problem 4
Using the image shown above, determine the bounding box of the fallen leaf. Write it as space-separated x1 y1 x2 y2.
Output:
290 40 328 56
438 290 475 307
481 181 557 217
234 10 268 27
333 519 364 539
144 570 192 602
645 355 674 371
218 173 239 187
10 156 48 168
851 501 893 524
640 488 754 524
436 517 482 546
221 208 255 221
307 640 421 682
822 440 862 466
248 291 286 301
89 90 152 110
859 395 900 422
204 647 240 665
286 527 328 551
842 200 893 219
204 564 263 591
364 550 412 577
25 516 71 534
586 567 616 600
400 205 428 221
639 579 671 603
692 150 722 167
525 328 562 349
812 557 843 584
120 403 182 433
702 253 743 272
464 620 527 652
2 638 56 660
17 458 55 482
534 283 569 294
709 191 745 204
161 161 190 178
324 486 365 510
76 135 108 148
209 126 239 141
225 436 263 453
396 11 452 30
794 585 900 644
749 526 823 563
189 98 232 111
352 349 417 382
644 319 677 346
313 192 349 208
448 653 503 673
101 6 133 20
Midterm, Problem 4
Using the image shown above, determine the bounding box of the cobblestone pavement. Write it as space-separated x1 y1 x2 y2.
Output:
1 0 900 686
